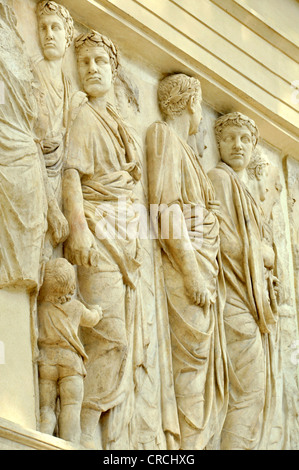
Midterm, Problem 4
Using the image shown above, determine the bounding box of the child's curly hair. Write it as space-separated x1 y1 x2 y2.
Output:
39 258 76 304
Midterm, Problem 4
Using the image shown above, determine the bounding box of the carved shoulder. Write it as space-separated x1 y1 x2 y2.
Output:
208 166 233 208
208 166 231 185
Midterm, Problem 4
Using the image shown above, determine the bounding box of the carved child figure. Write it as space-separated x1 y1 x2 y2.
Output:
37 258 102 444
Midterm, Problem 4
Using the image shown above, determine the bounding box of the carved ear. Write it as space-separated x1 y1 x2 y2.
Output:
255 165 265 181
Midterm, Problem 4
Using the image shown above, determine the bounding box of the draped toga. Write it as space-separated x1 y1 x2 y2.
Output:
65 95 142 447
32 58 72 201
0 7 47 290
38 299 99 376
208 162 278 450
147 122 228 450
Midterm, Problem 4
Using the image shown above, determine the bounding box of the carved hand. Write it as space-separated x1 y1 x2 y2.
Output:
64 226 100 268
90 305 104 323
120 171 135 190
47 199 70 247
262 239 275 269
184 274 211 308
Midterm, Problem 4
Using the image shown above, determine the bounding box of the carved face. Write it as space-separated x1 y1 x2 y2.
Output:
189 99 202 136
38 13 67 61
77 46 113 99
255 164 269 202
262 164 282 219
191 122 207 158
219 125 253 172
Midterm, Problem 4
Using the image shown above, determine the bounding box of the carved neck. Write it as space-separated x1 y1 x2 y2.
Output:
165 111 190 142
89 94 109 113
44 58 64 82
236 168 249 184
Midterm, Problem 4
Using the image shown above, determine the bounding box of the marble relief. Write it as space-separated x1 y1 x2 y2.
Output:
33 0 73 260
0 0 298 451
208 113 279 449
37 257 102 444
63 30 143 450
0 0 47 291
146 74 228 450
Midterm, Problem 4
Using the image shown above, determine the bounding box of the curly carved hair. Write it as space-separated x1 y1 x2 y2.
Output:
39 258 76 304
158 73 202 118
75 30 119 78
247 147 268 180
214 112 259 148
36 1 75 48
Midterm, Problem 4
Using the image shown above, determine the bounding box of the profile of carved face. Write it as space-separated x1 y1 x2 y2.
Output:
262 164 282 219
189 122 207 159
218 125 254 173
38 13 67 61
77 45 113 99
189 98 203 136
247 148 269 202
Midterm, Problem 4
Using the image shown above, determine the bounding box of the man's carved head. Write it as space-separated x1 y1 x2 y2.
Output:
75 31 119 78
37 1 74 60
214 112 259 173
247 147 269 201
247 147 268 180
158 73 202 135
158 73 202 118
74 31 119 99
214 112 259 149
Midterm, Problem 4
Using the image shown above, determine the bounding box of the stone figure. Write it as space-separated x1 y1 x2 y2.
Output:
247 149 282 303
34 0 74 197
247 149 285 448
146 73 228 450
188 120 208 161
33 0 74 258
247 147 269 202
37 258 102 444
0 0 52 291
63 31 142 449
285 158 299 274
208 112 278 450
